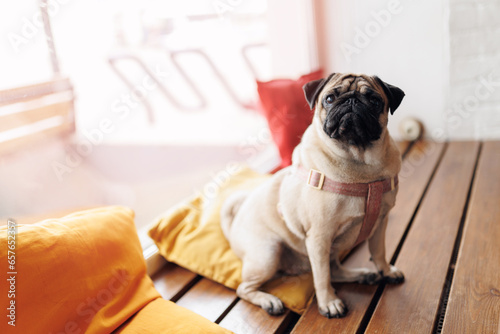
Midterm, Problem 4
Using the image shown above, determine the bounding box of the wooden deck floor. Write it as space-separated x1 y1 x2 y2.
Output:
152 140 500 334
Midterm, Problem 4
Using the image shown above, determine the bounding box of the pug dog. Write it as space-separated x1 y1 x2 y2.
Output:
221 73 405 318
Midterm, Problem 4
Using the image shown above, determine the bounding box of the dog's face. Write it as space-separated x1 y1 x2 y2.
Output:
303 73 405 148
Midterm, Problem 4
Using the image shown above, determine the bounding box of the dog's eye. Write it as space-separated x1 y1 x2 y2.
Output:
325 95 335 104
370 97 382 106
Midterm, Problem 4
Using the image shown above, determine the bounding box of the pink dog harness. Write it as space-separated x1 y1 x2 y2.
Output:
295 167 398 247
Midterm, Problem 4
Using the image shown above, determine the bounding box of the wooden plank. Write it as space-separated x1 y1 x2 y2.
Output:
292 141 446 333
442 141 500 334
152 262 199 301
0 99 73 132
219 299 293 334
175 278 238 322
365 141 480 333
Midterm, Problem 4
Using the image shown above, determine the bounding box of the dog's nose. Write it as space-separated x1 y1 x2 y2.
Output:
346 97 357 105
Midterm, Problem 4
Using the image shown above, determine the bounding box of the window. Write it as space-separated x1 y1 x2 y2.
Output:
0 0 318 238
50 0 272 145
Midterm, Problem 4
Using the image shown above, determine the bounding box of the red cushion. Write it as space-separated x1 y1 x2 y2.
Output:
257 70 323 170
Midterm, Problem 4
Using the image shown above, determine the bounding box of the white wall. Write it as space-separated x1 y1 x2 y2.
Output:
447 0 500 139
313 0 500 140
314 0 448 140
267 0 319 78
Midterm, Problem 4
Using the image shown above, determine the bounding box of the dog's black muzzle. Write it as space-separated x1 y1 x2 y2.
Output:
323 91 384 148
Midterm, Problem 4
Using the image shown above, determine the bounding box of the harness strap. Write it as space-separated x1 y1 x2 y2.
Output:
294 166 398 246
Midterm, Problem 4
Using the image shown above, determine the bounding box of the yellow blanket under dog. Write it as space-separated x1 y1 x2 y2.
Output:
148 166 315 314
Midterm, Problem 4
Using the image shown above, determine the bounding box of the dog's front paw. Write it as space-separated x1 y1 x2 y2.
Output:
383 265 404 284
261 294 285 316
318 299 348 318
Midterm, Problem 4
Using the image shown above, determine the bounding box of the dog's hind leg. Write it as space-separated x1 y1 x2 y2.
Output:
237 242 285 315
330 254 382 285
220 191 249 239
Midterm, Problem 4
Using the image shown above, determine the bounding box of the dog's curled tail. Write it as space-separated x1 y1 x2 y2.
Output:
220 190 249 239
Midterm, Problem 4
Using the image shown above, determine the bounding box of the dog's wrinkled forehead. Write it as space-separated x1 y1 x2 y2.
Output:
323 74 379 96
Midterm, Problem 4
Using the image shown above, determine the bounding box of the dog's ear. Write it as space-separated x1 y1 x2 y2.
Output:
374 76 405 114
303 73 335 109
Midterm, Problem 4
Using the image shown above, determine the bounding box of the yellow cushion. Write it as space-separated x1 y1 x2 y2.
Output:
148 166 314 314
115 298 232 333
0 206 161 334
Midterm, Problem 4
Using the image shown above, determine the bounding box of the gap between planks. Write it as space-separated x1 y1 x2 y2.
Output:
432 142 482 333
441 141 500 333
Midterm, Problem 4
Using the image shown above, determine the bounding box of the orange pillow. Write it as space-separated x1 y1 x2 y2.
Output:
115 298 232 334
0 206 160 334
